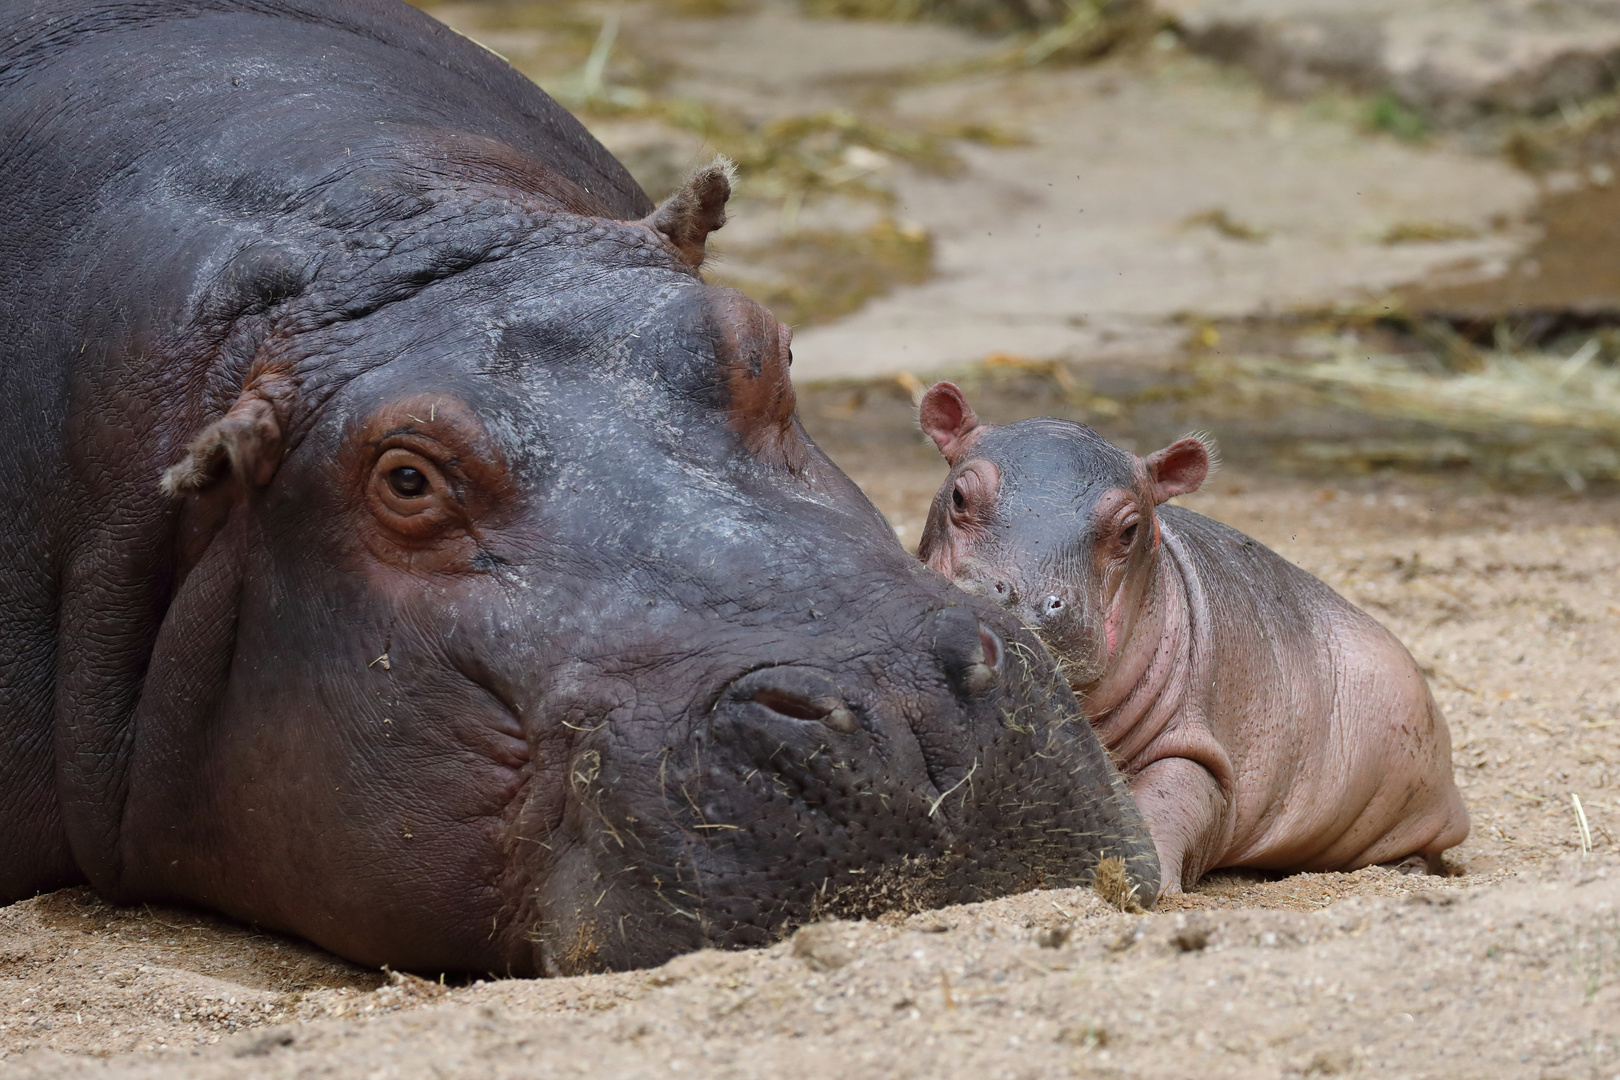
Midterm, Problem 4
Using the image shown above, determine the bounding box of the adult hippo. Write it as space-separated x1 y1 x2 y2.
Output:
0 0 1157 974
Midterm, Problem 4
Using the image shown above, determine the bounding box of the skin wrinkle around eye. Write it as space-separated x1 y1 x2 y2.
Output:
347 393 523 574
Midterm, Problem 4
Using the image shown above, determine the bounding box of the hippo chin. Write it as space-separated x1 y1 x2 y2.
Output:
916 382 1470 898
0 0 1157 974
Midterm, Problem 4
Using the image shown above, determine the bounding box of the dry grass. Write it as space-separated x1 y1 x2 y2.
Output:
1090 855 1145 913
543 14 1024 207
1381 220 1481 245
1182 207 1268 243
803 0 1162 49
1196 338 1620 485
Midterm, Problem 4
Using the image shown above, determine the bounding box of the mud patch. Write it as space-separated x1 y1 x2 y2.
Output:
1404 178 1620 324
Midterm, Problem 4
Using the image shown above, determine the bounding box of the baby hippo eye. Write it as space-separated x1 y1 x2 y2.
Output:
388 466 429 498
952 485 967 510
1120 522 1139 547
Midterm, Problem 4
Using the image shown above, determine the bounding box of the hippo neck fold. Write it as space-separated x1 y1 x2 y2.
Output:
1080 520 1235 798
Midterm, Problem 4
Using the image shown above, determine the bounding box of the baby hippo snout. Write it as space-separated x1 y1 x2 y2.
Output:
959 575 1065 635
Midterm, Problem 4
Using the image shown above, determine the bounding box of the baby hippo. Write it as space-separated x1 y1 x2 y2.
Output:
916 382 1469 897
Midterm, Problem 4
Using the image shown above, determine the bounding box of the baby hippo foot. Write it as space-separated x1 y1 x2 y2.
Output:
1381 852 1448 876
1129 757 1228 901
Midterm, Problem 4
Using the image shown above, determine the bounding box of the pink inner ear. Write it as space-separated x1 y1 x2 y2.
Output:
1146 438 1209 502
918 381 980 460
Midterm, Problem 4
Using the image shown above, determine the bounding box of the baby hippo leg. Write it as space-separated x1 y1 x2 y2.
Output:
1129 757 1228 898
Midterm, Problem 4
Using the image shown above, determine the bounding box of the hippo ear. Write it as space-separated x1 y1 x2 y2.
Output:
160 374 294 495
918 381 982 462
1144 433 1216 503
643 156 735 269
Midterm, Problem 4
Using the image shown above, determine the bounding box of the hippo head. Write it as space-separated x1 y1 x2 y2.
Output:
916 382 1212 690
124 171 1158 974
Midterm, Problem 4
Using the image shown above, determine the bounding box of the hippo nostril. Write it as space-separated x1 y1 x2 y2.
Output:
1040 595 1064 620
986 580 1022 612
978 624 1003 672
749 688 822 721
964 624 1004 694
749 689 858 734
933 607 1005 697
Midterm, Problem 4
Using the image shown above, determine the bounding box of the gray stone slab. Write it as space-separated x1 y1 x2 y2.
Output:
1163 0 1620 122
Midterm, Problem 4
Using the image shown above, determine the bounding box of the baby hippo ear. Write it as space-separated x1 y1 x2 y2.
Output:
1144 433 1215 504
918 381 982 462
643 156 736 269
160 374 294 495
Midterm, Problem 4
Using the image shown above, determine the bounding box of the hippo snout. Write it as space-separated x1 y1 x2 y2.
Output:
957 574 1071 647
524 598 1160 975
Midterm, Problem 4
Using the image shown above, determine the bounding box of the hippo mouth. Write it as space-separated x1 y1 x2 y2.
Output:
524 615 1160 974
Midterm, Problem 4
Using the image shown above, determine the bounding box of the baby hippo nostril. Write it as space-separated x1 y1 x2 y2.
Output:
1039 595 1064 620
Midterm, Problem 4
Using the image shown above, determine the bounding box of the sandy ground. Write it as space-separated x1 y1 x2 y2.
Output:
791 57 1536 378
424 0 1543 379
6 2 1619 1077
4 452 1617 1078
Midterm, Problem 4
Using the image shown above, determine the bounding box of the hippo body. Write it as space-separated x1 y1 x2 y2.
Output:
917 384 1469 896
0 1 1158 973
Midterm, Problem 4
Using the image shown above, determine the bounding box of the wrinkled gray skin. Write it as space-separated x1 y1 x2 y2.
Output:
0 0 1159 976
916 383 1470 897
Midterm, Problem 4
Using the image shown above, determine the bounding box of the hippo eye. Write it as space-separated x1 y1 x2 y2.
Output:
1120 522 1139 548
371 446 457 537
388 466 429 499
952 485 966 510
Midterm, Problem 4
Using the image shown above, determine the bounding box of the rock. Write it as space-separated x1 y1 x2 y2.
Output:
1162 0 1620 123
1035 925 1072 948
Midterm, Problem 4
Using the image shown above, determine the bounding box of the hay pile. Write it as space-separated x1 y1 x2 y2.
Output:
1199 335 1620 487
